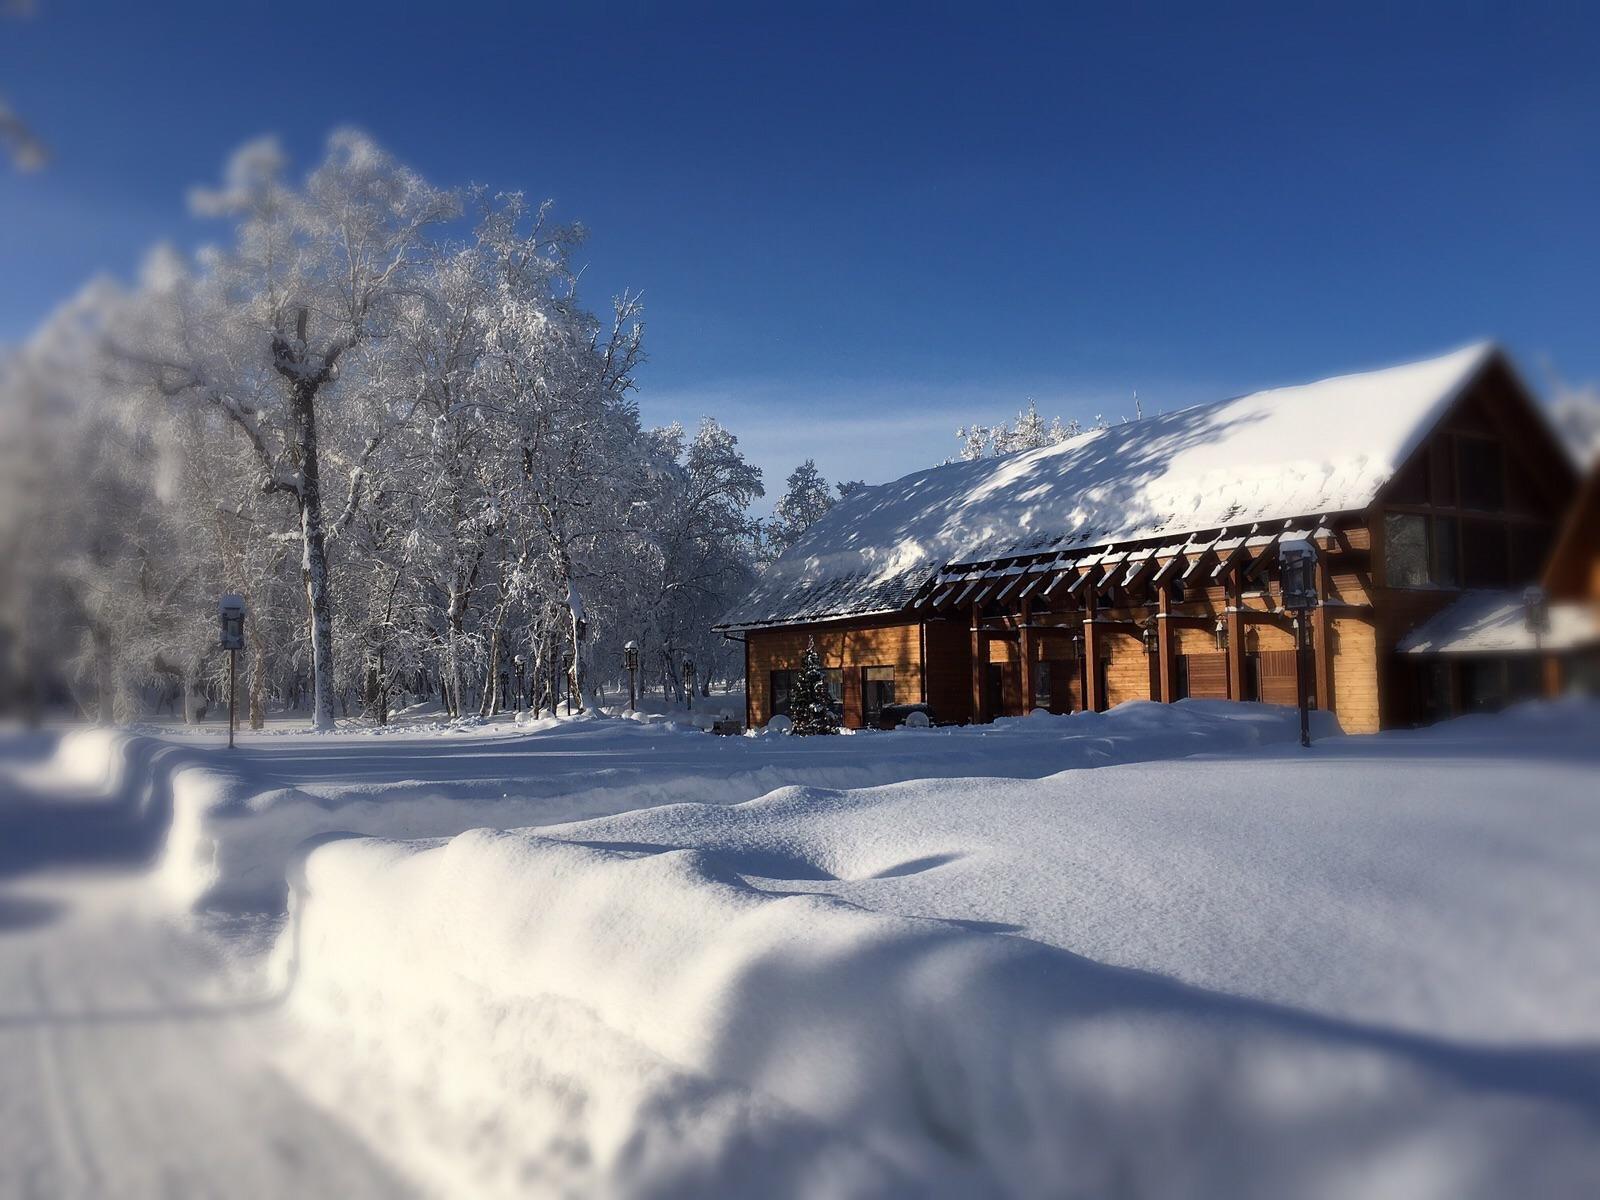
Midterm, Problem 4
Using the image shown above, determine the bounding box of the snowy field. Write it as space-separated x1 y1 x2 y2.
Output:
1 702 1597 1198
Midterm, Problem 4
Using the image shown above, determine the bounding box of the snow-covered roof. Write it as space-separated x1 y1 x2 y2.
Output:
1397 591 1600 656
719 344 1497 630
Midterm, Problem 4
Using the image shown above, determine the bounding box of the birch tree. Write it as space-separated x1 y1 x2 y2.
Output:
124 132 457 728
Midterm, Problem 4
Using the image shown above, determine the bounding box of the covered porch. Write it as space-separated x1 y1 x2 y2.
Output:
911 521 1351 721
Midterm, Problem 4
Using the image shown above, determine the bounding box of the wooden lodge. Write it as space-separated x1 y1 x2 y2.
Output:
717 345 1599 733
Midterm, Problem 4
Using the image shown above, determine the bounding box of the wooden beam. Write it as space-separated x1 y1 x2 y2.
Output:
1018 571 1053 601
1156 582 1176 703
970 603 990 723
1019 598 1035 715
1046 565 1083 598
1082 590 1103 712
1225 582 1246 701
1313 557 1333 710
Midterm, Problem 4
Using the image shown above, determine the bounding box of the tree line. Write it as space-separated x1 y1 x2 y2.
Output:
0 131 855 728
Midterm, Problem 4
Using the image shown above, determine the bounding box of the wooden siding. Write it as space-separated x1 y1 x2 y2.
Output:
746 621 923 729
1101 629 1153 709
923 618 972 724
1183 652 1229 699
1330 615 1379 733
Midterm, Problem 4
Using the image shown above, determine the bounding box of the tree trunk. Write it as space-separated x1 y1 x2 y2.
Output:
293 389 337 732
248 616 267 730
93 626 115 725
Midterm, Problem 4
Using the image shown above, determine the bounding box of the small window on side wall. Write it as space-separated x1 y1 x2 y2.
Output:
770 670 794 717
861 666 896 726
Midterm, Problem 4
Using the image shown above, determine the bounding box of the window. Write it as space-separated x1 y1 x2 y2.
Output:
1461 519 1509 588
1509 524 1553 584
1416 661 1454 725
1429 440 1457 507
861 665 896 726
1433 516 1459 587
1461 659 1508 714
1034 660 1052 711
1457 436 1505 511
770 667 842 718
1384 513 1431 588
1386 513 1461 589
1387 455 1430 504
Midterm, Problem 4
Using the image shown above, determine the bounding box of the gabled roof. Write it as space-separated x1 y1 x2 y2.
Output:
718 343 1499 631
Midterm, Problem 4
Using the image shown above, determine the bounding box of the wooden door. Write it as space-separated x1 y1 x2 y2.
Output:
1182 652 1229 699
1258 649 1302 707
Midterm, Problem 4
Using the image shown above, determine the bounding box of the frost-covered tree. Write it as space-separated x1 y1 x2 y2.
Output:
767 459 836 555
0 128 771 727
956 400 1090 460
633 418 763 700
787 639 837 736
118 132 458 729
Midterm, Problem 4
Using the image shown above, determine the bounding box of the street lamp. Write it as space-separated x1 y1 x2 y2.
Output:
1279 538 1319 748
1524 585 1550 694
623 640 640 712
1213 615 1228 652
1524 585 1549 643
683 656 696 711
561 649 574 715
513 654 526 714
218 594 246 749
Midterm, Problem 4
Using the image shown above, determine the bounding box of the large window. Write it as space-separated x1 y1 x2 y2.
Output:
770 667 842 718
861 665 896 726
1385 512 1460 588
1457 436 1505 511
1384 513 1431 588
1461 519 1509 588
1433 516 1459 587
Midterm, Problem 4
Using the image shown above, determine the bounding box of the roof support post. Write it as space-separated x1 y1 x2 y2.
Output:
970 603 991 724
744 636 754 729
1313 557 1333 711
1083 589 1103 713
1018 598 1035 714
1156 582 1176 703
1226 579 1247 702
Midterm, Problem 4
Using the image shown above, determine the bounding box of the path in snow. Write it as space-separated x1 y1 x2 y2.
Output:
0 765 411 1200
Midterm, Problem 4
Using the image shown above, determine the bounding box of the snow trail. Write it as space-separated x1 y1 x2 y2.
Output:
0 759 411 1200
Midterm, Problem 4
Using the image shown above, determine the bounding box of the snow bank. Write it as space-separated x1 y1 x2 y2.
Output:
278 703 1600 1197
158 700 1336 911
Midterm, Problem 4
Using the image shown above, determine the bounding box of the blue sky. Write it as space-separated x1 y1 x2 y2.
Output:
3 2 1598 503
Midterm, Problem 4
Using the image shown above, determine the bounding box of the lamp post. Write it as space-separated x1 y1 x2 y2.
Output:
218 594 246 748
683 656 696 712
513 655 526 714
623 641 640 711
1279 539 1319 748
561 649 574 715
1524 586 1549 696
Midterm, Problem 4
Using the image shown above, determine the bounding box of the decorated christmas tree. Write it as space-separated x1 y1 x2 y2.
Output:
789 638 838 736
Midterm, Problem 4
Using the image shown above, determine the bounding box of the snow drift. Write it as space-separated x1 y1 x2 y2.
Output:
150 700 1334 911
278 703 1600 1198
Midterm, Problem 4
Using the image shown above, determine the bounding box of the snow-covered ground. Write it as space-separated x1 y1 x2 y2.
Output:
2 701 1597 1198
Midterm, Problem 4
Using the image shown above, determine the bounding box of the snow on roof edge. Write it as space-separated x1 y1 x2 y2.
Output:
719 343 1504 631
